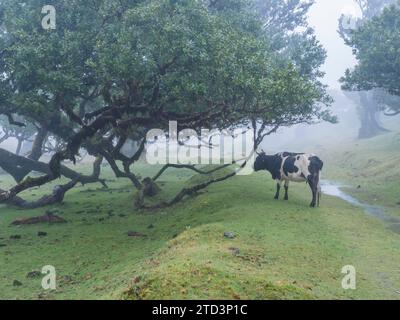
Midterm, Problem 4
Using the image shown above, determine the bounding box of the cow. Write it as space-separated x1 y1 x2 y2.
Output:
253 151 324 207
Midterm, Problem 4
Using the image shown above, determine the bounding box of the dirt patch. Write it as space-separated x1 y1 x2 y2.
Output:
127 231 147 237
11 213 67 226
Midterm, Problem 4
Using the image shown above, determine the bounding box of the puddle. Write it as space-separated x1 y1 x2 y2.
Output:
321 180 400 234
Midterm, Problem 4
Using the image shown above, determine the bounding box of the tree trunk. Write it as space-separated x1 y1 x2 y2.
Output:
134 178 160 208
11 128 49 180
28 127 47 160
1 180 77 209
15 138 23 156
0 148 106 185
358 92 390 139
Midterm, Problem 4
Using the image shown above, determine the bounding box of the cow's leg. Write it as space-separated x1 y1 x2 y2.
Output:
308 176 317 208
284 180 289 201
274 181 281 200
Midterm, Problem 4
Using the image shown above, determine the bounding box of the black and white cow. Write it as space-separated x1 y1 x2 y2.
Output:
254 151 324 207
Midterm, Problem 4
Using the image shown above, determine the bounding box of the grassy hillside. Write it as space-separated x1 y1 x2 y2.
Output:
321 130 400 214
1 163 400 300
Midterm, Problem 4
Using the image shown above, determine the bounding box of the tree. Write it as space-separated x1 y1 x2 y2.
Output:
341 3 400 117
0 0 332 208
0 116 38 155
338 0 397 138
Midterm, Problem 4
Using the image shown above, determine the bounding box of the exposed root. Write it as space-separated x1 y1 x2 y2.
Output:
2 180 77 209
11 212 67 226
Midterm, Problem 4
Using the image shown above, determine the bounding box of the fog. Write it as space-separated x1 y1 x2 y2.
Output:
261 0 398 153
308 0 361 89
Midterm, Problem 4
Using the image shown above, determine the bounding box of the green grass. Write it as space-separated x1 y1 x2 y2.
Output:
321 131 400 213
1 161 400 300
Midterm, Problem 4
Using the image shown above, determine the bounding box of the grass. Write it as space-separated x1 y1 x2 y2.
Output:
1 159 400 300
321 130 400 215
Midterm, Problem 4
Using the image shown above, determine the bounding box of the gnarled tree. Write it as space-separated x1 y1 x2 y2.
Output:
0 0 333 209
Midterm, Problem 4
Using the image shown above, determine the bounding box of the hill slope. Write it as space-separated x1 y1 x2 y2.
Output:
1 163 400 300
322 130 400 213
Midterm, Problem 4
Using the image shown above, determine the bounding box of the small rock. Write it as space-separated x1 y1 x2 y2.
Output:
27 271 41 279
13 280 23 287
224 232 236 239
232 293 241 300
37 292 51 300
229 247 241 255
38 231 48 237
10 235 21 240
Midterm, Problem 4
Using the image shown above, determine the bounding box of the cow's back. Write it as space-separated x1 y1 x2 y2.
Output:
279 153 319 182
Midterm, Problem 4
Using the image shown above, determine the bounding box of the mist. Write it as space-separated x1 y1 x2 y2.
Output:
261 0 399 153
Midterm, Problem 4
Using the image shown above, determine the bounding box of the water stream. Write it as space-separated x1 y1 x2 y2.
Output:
321 180 400 234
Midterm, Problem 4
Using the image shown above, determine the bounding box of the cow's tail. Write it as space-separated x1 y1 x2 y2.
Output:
317 171 322 207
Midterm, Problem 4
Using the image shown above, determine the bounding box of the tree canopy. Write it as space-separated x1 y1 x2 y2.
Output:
340 3 400 116
0 0 332 207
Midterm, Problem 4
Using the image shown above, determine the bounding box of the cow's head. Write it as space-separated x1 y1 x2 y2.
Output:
254 150 268 172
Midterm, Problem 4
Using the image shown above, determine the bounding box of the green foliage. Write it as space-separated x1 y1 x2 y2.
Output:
340 2 400 115
0 0 332 140
353 0 396 19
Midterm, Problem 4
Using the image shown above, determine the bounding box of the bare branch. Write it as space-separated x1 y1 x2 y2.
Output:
152 163 231 181
6 113 25 127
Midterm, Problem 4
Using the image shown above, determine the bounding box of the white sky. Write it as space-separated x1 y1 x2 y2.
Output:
308 0 362 89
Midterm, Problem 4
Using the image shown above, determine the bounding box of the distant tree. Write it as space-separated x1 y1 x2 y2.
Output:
0 116 37 155
341 3 400 117
338 0 397 138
